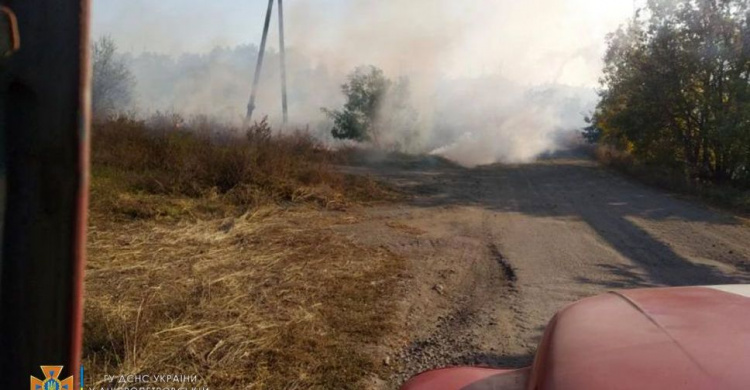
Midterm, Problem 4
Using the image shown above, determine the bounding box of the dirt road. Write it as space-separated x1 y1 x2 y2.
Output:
343 155 750 387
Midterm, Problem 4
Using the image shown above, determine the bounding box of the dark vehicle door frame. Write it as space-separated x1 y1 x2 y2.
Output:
0 1 90 387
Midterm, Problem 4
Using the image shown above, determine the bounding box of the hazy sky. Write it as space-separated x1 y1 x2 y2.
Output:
93 0 639 87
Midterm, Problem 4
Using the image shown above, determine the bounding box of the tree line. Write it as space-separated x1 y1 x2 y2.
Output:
586 0 749 187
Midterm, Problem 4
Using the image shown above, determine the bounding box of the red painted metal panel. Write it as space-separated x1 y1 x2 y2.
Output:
401 286 750 390
70 0 91 387
401 367 529 390
532 287 750 390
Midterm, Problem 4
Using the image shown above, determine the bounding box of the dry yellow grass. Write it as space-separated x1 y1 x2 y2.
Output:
84 117 406 388
85 206 404 388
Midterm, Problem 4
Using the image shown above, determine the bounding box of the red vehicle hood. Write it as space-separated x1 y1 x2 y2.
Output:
402 286 750 390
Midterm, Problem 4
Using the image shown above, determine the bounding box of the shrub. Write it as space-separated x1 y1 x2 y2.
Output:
90 115 391 219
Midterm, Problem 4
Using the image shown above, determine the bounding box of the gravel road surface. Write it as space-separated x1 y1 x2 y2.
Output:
344 155 750 387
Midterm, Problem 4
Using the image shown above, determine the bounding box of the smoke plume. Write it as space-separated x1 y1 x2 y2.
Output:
94 0 634 166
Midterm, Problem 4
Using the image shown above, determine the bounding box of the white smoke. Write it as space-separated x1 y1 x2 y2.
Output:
94 0 634 166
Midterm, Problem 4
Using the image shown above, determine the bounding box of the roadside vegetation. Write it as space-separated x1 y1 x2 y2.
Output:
585 0 749 213
84 114 404 388
84 35 415 387
89 115 392 220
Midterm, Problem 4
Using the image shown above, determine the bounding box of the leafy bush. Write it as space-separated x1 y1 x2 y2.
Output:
323 66 418 148
323 66 390 142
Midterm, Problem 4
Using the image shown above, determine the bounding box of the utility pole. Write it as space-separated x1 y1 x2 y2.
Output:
278 0 289 125
246 0 274 122
246 0 289 125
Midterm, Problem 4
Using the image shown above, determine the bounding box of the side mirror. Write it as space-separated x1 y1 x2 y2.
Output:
0 6 20 57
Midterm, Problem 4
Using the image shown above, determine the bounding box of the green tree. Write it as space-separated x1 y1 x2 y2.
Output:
590 0 749 186
323 66 391 142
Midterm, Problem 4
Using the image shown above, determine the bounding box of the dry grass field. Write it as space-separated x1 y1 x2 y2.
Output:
84 117 404 388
